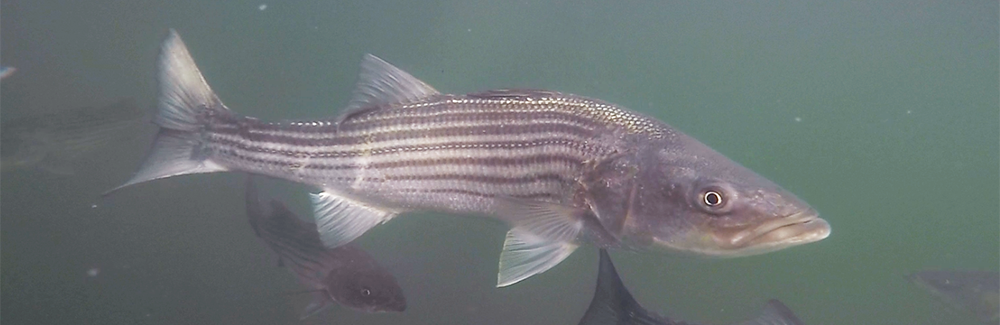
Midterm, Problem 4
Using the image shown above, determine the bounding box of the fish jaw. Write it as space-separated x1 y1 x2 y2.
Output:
650 210 830 257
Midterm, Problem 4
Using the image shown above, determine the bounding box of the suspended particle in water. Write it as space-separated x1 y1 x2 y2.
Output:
794 117 802 122
87 267 100 277
259 4 267 11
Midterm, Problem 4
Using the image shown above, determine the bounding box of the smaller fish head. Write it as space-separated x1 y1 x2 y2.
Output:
323 267 407 313
627 143 830 257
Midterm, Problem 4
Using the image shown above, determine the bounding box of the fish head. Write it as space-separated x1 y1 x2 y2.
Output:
323 264 407 313
623 136 830 257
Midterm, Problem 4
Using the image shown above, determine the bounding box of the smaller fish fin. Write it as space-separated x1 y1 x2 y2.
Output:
737 299 805 325
299 291 332 320
337 54 440 123
104 29 228 195
268 200 299 222
493 196 587 243
36 156 75 176
244 176 264 237
577 249 669 325
310 191 397 248
497 228 578 287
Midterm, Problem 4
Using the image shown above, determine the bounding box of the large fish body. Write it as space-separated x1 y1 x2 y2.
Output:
1 99 146 175
112 30 830 287
578 249 805 325
908 270 999 324
245 177 406 317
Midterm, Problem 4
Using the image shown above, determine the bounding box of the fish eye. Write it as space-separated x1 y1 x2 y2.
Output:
703 190 723 207
361 287 371 296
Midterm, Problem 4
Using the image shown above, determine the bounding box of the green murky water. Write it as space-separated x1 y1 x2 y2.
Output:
2 1 997 324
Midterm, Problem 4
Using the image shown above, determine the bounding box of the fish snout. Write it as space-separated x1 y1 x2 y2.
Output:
721 209 831 255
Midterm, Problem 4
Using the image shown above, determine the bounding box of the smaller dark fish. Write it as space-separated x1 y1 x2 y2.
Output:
245 177 406 318
578 249 805 325
908 270 999 324
0 66 15 79
0 98 146 175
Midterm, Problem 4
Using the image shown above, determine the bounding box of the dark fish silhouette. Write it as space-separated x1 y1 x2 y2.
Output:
110 29 829 287
245 177 405 318
578 249 805 325
1 99 146 175
908 270 999 324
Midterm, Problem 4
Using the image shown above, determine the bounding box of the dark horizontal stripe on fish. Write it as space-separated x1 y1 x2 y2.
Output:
217 117 599 148
337 109 608 132
370 172 570 185
259 226 330 276
210 140 586 171
392 188 561 201
211 134 598 159
245 103 608 133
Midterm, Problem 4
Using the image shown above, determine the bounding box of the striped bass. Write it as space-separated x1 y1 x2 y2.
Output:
245 177 405 317
109 30 830 287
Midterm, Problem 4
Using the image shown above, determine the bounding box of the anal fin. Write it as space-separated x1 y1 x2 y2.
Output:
310 191 396 249
497 228 578 287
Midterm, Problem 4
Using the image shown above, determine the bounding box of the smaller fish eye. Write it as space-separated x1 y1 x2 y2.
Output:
703 191 723 207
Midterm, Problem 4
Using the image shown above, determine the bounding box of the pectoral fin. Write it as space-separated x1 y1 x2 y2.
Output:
299 292 332 320
310 191 396 249
492 197 587 243
497 228 578 287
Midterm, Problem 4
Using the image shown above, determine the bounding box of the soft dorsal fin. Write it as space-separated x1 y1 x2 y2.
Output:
344 54 440 112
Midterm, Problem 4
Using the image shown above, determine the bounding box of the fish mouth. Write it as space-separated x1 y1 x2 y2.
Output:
374 298 407 313
722 210 831 255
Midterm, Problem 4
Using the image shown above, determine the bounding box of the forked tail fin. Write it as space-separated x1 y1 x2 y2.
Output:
105 29 229 195
577 249 671 325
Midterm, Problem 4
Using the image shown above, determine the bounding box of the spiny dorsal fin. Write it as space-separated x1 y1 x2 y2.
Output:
343 54 440 113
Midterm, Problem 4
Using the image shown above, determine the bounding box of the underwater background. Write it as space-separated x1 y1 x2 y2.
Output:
1 1 997 324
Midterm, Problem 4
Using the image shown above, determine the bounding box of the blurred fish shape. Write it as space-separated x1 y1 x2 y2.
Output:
0 66 15 79
908 269 999 324
245 177 406 318
1 98 146 175
578 249 805 325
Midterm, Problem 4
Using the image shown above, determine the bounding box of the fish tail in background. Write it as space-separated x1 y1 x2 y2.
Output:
577 249 669 325
105 29 229 195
